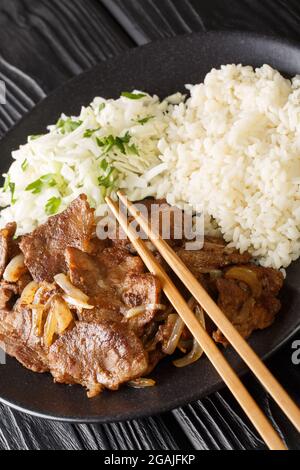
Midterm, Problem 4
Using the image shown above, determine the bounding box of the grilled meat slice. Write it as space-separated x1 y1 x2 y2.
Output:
240 264 283 296
65 246 107 298
0 303 149 395
0 306 48 373
65 246 125 323
66 245 145 295
19 195 95 282
48 321 149 395
65 246 161 333
111 198 184 250
97 246 145 284
176 242 252 276
121 272 161 333
213 266 283 345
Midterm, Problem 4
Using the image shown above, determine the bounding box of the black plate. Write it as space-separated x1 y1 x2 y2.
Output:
0 31 300 422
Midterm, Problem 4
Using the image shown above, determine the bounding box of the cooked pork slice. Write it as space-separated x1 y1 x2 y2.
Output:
0 222 18 277
97 246 145 285
213 265 283 345
176 243 252 276
0 306 48 373
0 302 148 394
48 321 149 395
240 264 283 296
111 198 184 250
65 247 125 323
65 247 106 297
136 198 184 246
66 245 145 297
19 195 95 282
65 246 161 332
121 272 161 332
99 247 149 323
65 245 145 305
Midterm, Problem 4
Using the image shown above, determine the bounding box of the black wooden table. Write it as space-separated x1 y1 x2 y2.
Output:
0 0 299 451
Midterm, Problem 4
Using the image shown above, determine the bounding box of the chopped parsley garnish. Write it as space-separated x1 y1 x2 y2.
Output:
84 127 100 138
126 143 139 155
99 158 109 171
3 175 16 204
115 132 130 154
96 132 138 156
98 167 116 189
96 132 128 154
21 159 28 172
28 134 44 141
96 135 115 154
56 118 83 134
98 159 118 189
25 174 57 194
135 115 154 125
3 174 10 192
121 91 147 100
9 182 16 204
45 197 61 216
99 103 106 112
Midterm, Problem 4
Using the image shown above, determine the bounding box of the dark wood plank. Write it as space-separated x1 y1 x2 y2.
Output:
0 0 134 136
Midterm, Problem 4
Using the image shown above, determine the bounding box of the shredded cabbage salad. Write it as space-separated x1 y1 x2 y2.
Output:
0 91 183 235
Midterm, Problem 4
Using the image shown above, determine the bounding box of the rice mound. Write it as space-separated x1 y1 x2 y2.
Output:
158 64 300 269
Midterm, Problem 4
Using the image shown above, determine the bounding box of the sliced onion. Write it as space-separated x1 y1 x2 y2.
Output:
87 384 103 398
177 338 193 354
147 304 166 311
54 273 90 303
225 266 262 298
32 285 51 336
62 294 94 310
19 281 39 305
43 308 57 348
127 378 156 388
51 296 74 334
125 306 146 319
173 341 203 368
3 254 27 282
43 295 74 347
163 313 185 355
173 305 206 368
239 296 256 319
125 303 166 319
32 305 47 337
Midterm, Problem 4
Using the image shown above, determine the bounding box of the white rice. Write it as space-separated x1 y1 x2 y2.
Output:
159 64 300 269
1 64 300 269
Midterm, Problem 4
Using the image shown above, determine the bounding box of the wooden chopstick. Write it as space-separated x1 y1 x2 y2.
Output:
106 195 286 451
116 190 300 436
